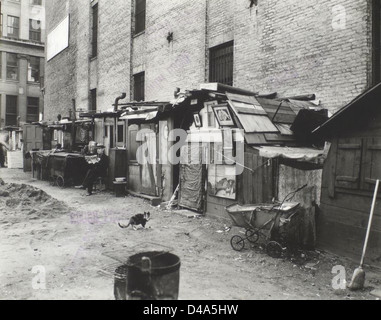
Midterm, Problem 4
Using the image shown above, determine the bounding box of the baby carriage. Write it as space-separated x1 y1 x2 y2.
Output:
226 185 307 258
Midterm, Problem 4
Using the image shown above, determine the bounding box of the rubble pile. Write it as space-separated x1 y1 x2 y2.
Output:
0 182 69 223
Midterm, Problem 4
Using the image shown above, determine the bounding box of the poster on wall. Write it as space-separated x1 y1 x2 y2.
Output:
208 164 237 200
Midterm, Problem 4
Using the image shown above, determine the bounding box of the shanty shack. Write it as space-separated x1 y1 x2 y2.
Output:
174 83 328 248
313 83 381 267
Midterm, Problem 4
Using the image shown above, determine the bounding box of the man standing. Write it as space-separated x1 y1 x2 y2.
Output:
76 145 108 196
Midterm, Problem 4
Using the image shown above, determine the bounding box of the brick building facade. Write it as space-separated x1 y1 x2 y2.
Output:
0 0 45 128
44 0 378 121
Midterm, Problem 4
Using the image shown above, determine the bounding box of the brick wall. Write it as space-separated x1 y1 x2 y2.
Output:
44 0 76 121
45 0 373 115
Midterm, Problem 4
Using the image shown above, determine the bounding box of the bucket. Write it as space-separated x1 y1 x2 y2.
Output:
114 252 181 300
113 181 127 198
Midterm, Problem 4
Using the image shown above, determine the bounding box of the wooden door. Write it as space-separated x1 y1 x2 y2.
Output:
23 124 43 172
140 124 157 196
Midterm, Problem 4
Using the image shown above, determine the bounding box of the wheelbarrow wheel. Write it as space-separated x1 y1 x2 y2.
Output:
231 236 245 252
246 230 260 244
266 241 283 259
56 176 65 188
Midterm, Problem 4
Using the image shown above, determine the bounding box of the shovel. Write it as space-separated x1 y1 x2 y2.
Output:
348 179 379 291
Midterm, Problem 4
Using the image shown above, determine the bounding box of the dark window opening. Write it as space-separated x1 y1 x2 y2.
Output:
6 53 18 81
209 41 234 86
27 97 39 123
90 89 97 112
28 56 40 82
118 124 124 143
6 95 18 126
7 16 19 39
135 0 146 34
92 4 99 58
29 19 41 42
373 0 381 85
134 72 145 102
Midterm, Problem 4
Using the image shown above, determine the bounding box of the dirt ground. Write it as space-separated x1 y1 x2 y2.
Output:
0 168 380 300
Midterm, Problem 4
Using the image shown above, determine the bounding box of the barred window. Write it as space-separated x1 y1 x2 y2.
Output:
209 41 234 86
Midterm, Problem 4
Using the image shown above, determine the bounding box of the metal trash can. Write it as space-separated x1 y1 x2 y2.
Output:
114 251 181 300
113 181 127 198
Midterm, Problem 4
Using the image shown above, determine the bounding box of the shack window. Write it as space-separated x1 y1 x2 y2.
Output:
362 137 381 190
335 138 362 190
135 0 146 35
117 124 124 144
209 41 234 86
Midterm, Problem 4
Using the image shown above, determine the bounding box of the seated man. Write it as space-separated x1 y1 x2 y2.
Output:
76 145 108 196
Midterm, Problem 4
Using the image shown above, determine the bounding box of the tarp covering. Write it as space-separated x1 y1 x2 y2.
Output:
178 144 205 213
254 146 326 164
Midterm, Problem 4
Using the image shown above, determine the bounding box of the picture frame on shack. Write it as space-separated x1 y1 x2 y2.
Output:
193 112 203 128
212 104 235 127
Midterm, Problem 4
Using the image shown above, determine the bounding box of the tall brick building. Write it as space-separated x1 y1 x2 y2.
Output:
0 0 45 128
44 0 379 121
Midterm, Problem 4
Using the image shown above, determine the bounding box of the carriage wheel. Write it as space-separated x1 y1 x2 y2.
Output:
56 176 65 188
231 236 245 252
266 241 283 259
246 230 260 244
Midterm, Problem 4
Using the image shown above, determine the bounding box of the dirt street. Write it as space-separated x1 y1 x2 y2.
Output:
0 168 379 300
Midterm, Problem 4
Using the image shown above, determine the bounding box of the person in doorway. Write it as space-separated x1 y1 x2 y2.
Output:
76 145 108 196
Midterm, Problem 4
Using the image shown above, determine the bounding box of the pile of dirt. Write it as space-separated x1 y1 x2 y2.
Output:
0 183 69 223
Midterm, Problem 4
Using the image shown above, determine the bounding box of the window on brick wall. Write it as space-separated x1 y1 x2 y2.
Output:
92 3 98 58
134 72 145 102
28 56 40 83
7 16 20 39
90 89 97 112
6 95 18 126
6 53 18 81
209 41 234 86
29 19 41 42
0 14 3 37
27 97 39 123
135 0 146 35
373 0 381 84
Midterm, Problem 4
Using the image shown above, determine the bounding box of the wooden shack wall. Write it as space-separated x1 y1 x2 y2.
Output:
206 149 275 220
318 119 381 267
